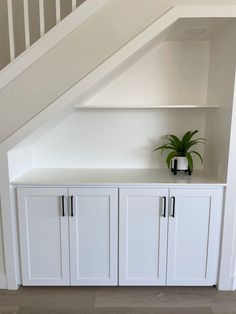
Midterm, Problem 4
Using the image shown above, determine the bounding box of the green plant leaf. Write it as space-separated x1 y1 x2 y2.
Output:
182 131 192 143
185 152 193 172
153 145 176 152
189 130 199 139
181 131 195 149
166 151 178 169
189 151 203 163
167 135 182 150
181 130 205 152
185 138 206 151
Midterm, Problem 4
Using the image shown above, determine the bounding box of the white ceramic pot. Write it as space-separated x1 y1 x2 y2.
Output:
171 156 189 170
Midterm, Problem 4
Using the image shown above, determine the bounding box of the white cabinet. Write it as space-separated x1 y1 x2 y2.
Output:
17 185 223 287
69 188 118 285
119 188 169 285
119 187 223 286
167 188 222 286
17 188 70 286
17 187 118 286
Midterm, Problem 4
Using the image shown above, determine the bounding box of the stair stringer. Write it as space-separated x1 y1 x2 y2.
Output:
1 5 236 289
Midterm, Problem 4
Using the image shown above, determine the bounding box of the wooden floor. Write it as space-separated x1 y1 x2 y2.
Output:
0 286 235 314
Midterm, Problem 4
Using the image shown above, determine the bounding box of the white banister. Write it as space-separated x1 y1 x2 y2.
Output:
55 0 61 24
39 0 45 36
1 0 106 74
23 0 30 49
72 0 77 10
7 0 15 61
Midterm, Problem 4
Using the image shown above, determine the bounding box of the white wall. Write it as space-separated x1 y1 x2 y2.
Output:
32 109 206 170
84 41 209 107
32 40 209 170
205 21 236 180
8 146 33 181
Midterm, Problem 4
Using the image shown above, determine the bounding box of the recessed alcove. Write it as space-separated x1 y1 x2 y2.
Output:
8 17 236 186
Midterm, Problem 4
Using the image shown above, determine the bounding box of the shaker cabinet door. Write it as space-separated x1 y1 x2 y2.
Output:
69 188 118 285
17 187 70 286
119 188 169 285
167 188 222 286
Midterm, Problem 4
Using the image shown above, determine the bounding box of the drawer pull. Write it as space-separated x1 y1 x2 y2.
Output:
61 196 65 217
171 196 175 217
70 196 74 217
162 196 166 217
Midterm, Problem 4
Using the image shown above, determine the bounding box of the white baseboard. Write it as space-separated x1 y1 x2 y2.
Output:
0 274 7 289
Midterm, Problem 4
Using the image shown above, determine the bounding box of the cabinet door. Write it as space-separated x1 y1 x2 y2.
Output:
119 188 169 285
167 188 223 286
69 188 118 285
17 188 70 286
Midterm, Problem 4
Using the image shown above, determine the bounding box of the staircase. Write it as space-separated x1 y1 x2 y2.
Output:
0 0 86 71
0 0 174 144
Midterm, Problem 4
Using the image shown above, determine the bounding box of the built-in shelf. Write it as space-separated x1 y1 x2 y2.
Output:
74 104 219 109
11 168 226 186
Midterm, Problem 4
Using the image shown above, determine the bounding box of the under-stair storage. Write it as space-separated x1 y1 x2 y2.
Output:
17 185 223 287
5 16 236 290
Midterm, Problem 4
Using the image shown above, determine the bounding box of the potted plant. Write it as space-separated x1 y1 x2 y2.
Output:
153 130 206 175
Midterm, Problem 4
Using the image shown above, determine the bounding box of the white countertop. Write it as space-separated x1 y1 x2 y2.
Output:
10 168 226 186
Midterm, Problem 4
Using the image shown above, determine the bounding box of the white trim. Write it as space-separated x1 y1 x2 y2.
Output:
0 153 19 289
72 0 77 11
1 5 236 290
23 0 30 49
7 0 15 61
75 104 220 109
174 5 236 17
55 0 61 24
0 0 110 91
39 0 45 36
0 274 7 289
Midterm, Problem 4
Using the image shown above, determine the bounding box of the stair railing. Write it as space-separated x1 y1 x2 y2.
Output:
7 0 83 62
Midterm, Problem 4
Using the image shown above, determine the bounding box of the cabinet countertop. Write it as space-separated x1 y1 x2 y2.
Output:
10 168 226 187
